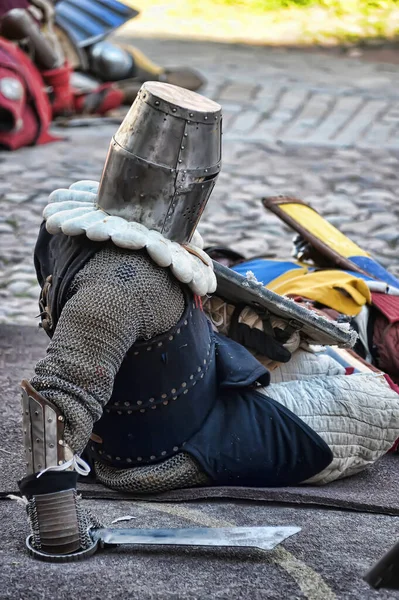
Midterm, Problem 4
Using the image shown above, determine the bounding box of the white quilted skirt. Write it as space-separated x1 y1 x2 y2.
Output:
259 350 399 484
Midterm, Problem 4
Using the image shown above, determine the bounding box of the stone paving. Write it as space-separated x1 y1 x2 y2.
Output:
1 38 399 325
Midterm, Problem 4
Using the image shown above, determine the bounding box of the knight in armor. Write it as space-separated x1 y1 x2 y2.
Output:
19 82 399 560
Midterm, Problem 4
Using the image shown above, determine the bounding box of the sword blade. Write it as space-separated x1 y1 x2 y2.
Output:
90 526 301 551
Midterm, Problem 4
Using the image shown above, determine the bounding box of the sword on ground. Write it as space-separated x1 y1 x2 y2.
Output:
26 526 301 562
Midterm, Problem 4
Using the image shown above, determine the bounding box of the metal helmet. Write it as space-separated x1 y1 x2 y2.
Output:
96 81 222 244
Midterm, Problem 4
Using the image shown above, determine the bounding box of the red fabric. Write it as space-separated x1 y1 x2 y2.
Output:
41 62 74 116
371 293 399 383
0 38 58 150
0 0 30 18
72 83 124 116
371 292 399 324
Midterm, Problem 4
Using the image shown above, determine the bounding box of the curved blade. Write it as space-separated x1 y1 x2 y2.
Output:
91 526 301 551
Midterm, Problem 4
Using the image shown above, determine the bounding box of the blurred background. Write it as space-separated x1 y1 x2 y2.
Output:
121 0 399 47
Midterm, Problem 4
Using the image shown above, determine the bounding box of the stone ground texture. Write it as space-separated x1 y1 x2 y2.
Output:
1 38 399 325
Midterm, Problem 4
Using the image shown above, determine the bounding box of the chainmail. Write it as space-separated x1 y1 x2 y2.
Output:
31 246 185 455
94 452 210 493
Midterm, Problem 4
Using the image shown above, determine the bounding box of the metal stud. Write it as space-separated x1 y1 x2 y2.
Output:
163 401 169 406
149 397 155 403
158 342 163 347
137 400 143 405
116 457 121 461
189 375 194 380
36 438 41 443
155 101 160 106
49 443 54 448
150 455 156 460
184 133 188 137
47 418 52 423
34 411 39 416
189 113 194 117
173 446 179 452
58 415 64 422
126 458 132 463
151 405 157 410
58 440 64 446
161 451 167 456
169 335 174 341
134 351 139 356
140 409 146 413
198 367 201 372
172 108 177 112
58 460 63 465
181 146 185 150
147 346 152 351
181 382 187 388
173 396 178 401
161 394 167 399
137 457 142 462
183 390 188 395
171 388 177 394
204 116 208 120
178 160 183 163
177 328 181 334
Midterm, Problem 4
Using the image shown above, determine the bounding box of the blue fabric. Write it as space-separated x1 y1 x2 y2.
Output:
55 0 137 46
349 256 399 288
185 388 333 487
232 259 303 285
91 299 220 466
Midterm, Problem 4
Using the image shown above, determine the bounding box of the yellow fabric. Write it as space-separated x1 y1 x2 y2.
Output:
281 203 370 258
268 269 372 316
120 45 163 76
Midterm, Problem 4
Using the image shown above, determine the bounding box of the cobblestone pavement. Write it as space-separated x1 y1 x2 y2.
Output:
1 38 399 324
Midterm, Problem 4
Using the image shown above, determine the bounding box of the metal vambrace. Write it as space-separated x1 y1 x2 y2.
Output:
18 381 83 556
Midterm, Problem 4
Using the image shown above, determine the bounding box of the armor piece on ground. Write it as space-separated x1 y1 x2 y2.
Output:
364 540 399 589
97 81 222 244
88 40 135 81
0 8 62 69
20 380 73 475
54 0 138 48
0 38 58 149
94 451 210 493
212 261 357 348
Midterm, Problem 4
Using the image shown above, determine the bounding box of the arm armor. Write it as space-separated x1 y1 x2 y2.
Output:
0 8 62 69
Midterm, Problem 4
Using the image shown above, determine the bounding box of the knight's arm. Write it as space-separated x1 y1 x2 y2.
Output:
19 247 184 556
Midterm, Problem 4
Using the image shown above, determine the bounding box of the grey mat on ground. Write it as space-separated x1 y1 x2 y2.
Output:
1 498 399 599
1 324 398 516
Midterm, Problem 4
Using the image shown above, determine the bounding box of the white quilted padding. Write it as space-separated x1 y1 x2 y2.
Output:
42 181 215 296
260 372 399 484
269 349 345 383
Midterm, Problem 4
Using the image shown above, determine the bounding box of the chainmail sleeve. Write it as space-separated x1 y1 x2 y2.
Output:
30 246 185 454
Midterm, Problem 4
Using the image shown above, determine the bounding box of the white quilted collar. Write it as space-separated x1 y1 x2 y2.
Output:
42 181 216 296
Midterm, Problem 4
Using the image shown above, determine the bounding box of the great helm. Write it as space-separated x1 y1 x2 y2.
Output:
97 81 222 244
